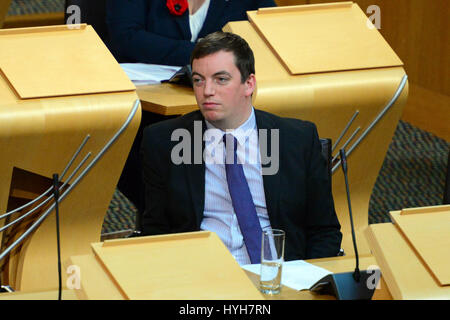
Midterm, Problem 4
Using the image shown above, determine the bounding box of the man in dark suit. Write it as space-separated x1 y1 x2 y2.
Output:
141 32 342 264
106 0 277 219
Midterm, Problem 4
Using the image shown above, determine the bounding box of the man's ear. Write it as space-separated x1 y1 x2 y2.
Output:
245 74 256 97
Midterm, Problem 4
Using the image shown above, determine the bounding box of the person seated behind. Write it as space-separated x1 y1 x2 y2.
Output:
106 0 276 66
140 31 342 265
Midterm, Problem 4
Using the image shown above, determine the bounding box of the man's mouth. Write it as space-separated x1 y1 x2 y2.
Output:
202 102 220 109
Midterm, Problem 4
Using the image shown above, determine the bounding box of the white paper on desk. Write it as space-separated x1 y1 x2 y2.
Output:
120 63 182 85
242 260 332 291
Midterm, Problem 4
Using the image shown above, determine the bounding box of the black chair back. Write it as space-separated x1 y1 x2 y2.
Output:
444 150 450 205
320 138 332 181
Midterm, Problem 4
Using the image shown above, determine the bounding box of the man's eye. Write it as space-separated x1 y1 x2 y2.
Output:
193 78 204 85
216 77 229 84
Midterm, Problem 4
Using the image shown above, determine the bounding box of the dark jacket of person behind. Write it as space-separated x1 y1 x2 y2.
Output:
106 0 276 66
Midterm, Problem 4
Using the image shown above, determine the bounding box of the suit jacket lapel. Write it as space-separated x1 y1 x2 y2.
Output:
175 0 228 41
174 10 191 40
255 110 281 225
184 110 281 228
185 112 206 228
199 0 228 37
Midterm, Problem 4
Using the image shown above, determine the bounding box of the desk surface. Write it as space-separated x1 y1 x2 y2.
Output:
245 255 392 300
137 83 197 116
0 289 78 300
366 217 450 300
0 254 391 300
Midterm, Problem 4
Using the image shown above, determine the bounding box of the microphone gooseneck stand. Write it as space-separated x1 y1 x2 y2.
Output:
53 174 62 301
309 148 379 300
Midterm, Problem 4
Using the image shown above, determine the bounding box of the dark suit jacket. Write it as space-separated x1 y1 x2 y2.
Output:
106 0 276 66
141 109 342 261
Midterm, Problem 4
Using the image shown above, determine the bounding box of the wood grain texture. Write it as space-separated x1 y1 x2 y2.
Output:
0 25 135 98
2 12 64 29
248 3 402 75
274 1 450 140
0 25 140 292
0 0 11 28
0 288 78 300
138 83 198 115
401 83 450 142
78 232 265 300
70 248 392 300
390 209 450 286
302 0 449 96
365 221 450 299
275 0 308 6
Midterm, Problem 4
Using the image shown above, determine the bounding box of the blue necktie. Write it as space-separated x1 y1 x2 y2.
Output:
223 134 262 264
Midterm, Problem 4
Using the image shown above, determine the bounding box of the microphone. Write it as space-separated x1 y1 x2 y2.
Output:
309 148 378 300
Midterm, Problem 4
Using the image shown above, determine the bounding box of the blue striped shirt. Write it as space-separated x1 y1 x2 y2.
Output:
200 108 272 265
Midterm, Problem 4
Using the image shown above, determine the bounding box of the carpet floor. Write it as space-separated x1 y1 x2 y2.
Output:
7 0 64 16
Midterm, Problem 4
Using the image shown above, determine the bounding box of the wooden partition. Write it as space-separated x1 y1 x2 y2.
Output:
298 0 449 97
0 0 12 28
275 0 308 6
276 0 450 140
226 3 409 256
365 205 450 299
0 24 140 292
70 232 265 300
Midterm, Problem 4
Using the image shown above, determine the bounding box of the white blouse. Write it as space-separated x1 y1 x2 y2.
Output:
189 0 210 42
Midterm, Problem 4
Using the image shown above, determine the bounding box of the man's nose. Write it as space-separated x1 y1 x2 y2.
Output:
203 79 215 96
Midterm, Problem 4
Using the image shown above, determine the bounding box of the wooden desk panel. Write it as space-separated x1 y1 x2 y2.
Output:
245 255 392 300
247 3 402 75
90 232 264 300
0 289 78 300
138 83 197 115
0 25 140 292
365 222 450 299
66 249 391 300
390 209 450 286
0 0 11 28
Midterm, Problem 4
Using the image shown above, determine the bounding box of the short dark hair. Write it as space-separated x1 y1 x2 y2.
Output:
191 31 255 83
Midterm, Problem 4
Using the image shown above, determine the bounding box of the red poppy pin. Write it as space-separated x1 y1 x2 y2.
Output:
167 0 188 16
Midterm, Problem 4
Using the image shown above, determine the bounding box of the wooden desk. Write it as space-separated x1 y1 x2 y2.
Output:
136 18 408 258
0 25 140 292
0 0 11 28
0 245 392 300
137 83 197 116
0 289 78 300
64 252 391 300
244 255 392 300
365 205 450 299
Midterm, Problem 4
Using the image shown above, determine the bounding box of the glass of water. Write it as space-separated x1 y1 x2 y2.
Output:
259 228 285 295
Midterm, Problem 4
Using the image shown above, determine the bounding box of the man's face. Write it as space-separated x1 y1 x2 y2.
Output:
192 50 255 130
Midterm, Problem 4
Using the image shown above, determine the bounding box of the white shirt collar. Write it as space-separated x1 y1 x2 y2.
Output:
205 107 257 147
